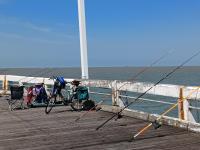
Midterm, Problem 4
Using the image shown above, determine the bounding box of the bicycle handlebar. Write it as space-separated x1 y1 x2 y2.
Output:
49 76 81 85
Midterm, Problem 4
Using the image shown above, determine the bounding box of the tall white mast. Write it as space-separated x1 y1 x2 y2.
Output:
78 0 89 79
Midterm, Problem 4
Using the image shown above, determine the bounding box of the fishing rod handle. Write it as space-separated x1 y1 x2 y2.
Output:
133 123 152 139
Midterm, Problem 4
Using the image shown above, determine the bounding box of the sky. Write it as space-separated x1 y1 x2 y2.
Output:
0 0 200 67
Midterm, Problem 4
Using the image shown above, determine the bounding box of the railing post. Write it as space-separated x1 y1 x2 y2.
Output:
111 81 125 107
180 87 196 123
178 88 184 120
116 90 125 108
3 75 8 95
112 80 117 106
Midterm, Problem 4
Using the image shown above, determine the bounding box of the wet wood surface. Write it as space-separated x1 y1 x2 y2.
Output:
0 96 200 150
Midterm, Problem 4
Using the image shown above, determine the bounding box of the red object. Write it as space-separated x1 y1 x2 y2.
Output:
26 86 34 104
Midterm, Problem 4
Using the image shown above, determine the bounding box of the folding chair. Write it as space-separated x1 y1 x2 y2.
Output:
8 86 24 111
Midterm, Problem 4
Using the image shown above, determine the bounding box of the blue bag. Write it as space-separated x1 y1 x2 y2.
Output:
77 86 89 100
56 76 66 89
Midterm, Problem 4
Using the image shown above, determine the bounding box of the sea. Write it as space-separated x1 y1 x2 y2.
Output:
1 66 200 122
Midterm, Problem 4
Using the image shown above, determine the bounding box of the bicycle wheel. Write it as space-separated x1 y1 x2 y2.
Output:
45 97 56 114
70 96 83 111
61 89 70 106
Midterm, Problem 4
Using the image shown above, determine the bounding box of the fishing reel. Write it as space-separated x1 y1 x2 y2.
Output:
115 112 123 121
95 106 102 112
152 120 162 129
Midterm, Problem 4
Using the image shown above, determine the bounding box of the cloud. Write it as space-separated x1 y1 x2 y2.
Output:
23 22 52 33
0 15 77 44
0 16 52 33
0 16 77 38
0 31 74 45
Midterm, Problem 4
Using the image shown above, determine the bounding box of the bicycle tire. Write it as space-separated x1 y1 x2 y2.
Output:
70 95 83 111
62 90 70 106
45 97 56 114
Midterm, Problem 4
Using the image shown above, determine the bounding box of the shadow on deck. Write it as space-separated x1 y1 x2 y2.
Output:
0 96 200 150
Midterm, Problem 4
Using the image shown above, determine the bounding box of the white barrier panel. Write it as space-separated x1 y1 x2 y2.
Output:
1 75 200 123
2 75 200 100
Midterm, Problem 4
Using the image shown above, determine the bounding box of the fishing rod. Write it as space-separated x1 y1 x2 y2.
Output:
95 51 200 131
74 51 171 122
132 85 200 140
118 50 173 90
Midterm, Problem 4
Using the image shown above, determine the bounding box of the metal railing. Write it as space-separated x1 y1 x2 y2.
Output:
1 75 200 123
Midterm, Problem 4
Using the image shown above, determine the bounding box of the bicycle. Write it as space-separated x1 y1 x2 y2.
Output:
45 77 90 114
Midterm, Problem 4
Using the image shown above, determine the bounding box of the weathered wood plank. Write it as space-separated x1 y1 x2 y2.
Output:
0 96 200 150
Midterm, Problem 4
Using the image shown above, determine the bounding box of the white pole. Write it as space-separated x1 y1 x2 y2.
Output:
78 0 89 79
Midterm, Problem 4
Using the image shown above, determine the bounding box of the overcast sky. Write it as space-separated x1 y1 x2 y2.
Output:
0 0 200 68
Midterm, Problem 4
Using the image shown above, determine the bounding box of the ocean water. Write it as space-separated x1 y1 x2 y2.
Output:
1 66 200 85
1 66 200 121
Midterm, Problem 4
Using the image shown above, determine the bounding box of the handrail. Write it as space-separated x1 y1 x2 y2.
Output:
1 74 200 123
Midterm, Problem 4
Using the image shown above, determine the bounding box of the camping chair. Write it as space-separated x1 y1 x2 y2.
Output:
8 85 24 111
25 83 48 108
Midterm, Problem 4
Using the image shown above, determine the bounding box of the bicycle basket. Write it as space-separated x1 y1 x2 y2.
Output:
77 86 89 100
10 86 24 100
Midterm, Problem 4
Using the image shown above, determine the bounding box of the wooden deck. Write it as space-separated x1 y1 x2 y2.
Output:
0 96 200 150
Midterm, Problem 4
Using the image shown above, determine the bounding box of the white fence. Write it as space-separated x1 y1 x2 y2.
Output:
1 75 200 124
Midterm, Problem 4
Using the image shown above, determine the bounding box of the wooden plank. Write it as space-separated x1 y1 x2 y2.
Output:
0 96 200 150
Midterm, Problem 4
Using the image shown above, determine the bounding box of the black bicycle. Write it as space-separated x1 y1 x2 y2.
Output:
45 77 89 114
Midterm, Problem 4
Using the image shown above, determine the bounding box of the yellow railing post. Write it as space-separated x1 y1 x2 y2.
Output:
178 87 185 120
3 75 8 95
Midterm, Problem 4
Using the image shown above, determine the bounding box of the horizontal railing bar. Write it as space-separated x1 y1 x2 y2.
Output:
2 75 200 100
189 106 200 111
89 91 111 96
119 95 175 105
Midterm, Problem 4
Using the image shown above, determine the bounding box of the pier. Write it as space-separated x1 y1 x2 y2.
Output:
0 75 200 149
1 0 200 149
1 96 200 150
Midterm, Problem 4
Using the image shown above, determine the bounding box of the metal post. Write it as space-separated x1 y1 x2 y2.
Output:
78 0 89 79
